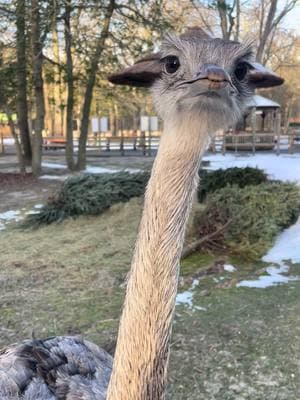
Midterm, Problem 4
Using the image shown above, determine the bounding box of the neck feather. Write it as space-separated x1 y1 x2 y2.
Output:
107 115 210 400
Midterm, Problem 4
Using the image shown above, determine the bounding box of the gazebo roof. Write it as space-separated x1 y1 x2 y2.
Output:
246 94 280 109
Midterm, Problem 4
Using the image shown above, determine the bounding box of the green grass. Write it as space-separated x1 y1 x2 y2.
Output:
1 199 300 399
170 282 300 399
0 198 142 347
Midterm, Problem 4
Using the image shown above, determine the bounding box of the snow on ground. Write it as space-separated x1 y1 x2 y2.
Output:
85 165 141 174
223 264 236 272
237 264 299 289
0 204 45 231
182 153 300 291
237 217 300 289
42 162 67 169
40 174 71 181
40 162 141 178
203 153 300 184
0 210 22 222
263 217 300 264
176 279 207 311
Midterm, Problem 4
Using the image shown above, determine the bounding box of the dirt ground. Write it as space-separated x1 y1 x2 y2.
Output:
0 151 154 212
0 151 300 399
0 172 59 213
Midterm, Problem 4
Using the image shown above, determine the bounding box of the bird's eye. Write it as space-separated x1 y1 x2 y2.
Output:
234 61 249 81
164 56 180 74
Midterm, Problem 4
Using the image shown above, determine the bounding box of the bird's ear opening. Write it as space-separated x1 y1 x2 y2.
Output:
108 53 161 87
248 62 284 88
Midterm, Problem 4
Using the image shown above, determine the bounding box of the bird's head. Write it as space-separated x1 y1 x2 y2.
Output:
108 27 284 129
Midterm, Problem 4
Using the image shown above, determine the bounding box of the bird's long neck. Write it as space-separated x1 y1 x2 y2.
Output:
107 115 210 400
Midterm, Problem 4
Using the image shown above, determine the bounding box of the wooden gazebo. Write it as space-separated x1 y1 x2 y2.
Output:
224 95 281 153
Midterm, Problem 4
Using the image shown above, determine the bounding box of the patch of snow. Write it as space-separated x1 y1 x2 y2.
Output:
41 162 142 175
0 204 46 231
25 210 40 215
39 174 70 181
85 166 141 174
194 305 207 311
237 264 299 288
203 153 300 184
224 264 236 272
42 161 129 175
176 279 206 311
176 290 194 308
0 210 23 231
0 210 22 222
236 216 300 289
262 217 300 264
42 162 67 169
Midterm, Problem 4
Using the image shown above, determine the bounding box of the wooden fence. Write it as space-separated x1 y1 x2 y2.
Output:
210 129 298 155
2 130 299 156
42 135 161 156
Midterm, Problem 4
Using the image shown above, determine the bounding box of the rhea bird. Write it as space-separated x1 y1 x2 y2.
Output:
0 27 283 400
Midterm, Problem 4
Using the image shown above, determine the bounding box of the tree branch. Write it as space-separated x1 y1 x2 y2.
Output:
181 219 232 259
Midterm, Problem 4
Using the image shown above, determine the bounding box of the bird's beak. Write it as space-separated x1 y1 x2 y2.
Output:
180 64 234 91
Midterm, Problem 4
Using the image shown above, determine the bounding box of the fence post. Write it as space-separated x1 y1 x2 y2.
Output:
251 108 256 155
289 129 295 154
275 110 281 156
120 131 124 156
148 132 152 156
0 132 4 154
141 131 146 156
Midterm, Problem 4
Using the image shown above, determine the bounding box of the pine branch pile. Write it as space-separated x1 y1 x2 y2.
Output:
25 172 150 226
198 167 268 202
192 182 300 260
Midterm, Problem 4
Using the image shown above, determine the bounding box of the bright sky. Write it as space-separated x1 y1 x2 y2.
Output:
282 2 300 33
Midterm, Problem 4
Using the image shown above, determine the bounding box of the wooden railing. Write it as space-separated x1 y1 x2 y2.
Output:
2 130 299 156
210 129 298 154
41 135 160 155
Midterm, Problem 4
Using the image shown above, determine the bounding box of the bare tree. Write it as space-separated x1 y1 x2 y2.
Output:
217 0 235 40
64 0 75 170
30 0 45 175
16 0 31 165
256 0 298 63
76 0 116 170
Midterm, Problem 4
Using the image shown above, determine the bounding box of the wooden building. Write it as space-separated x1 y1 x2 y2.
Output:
223 95 281 152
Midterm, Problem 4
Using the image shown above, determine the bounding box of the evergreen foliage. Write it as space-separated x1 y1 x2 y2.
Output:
25 172 150 226
193 182 300 259
198 167 268 202
24 165 299 261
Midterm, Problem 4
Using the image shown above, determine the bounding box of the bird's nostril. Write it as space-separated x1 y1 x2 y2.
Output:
199 64 229 83
207 69 227 82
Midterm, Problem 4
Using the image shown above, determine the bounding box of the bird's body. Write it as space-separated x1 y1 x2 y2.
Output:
0 27 283 400
0 336 112 400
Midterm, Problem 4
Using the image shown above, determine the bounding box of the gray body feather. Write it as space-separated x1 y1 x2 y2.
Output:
0 336 112 399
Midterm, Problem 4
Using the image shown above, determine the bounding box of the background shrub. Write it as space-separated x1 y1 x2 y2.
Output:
198 167 268 202
25 172 150 226
193 182 300 260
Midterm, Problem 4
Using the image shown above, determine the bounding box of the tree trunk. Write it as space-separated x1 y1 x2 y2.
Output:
16 0 32 165
76 0 115 170
234 0 240 41
52 20 64 136
217 0 229 40
6 109 26 173
31 0 45 176
256 0 277 62
64 0 75 170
